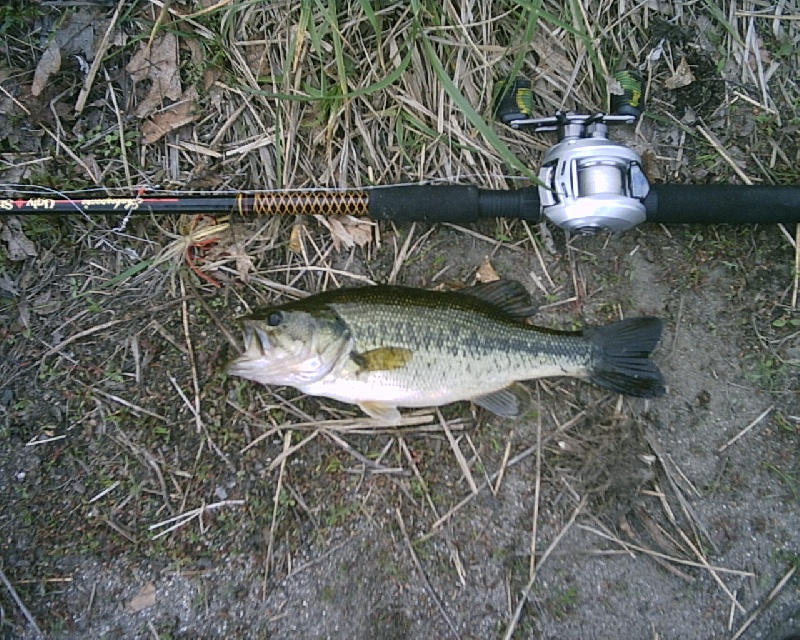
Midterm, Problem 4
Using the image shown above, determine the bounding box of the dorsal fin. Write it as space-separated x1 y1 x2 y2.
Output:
455 280 537 320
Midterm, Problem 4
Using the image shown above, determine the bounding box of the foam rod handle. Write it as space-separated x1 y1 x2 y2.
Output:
368 184 541 224
644 184 800 224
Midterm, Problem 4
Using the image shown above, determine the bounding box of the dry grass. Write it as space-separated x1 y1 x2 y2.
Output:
1 0 799 638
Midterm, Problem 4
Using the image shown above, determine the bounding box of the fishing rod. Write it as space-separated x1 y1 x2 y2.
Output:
3 76 800 234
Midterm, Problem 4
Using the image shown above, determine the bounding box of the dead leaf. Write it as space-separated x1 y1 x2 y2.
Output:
315 215 374 251
646 0 673 15
223 241 256 282
142 87 199 143
316 216 351 251
0 217 38 261
0 272 18 296
747 34 772 72
126 33 182 118
16 299 30 330
203 67 222 92
664 57 695 90
125 582 156 613
31 41 61 97
345 218 374 248
289 224 304 254
475 257 500 283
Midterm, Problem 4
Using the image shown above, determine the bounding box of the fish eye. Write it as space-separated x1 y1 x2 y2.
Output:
267 311 283 327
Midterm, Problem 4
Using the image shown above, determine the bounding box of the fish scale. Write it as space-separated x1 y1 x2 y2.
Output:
333 299 586 382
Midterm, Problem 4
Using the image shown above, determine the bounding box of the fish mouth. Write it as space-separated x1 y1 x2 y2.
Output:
241 323 268 358
225 324 271 377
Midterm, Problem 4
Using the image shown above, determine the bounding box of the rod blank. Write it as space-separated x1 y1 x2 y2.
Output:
2 183 800 226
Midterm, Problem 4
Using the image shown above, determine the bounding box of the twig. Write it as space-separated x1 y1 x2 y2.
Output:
621 515 695 583
0 81 31 115
88 386 169 422
322 430 407 475
503 496 588 640
144 451 175 516
668 295 685 362
647 432 719 555
397 436 466 586
521 220 556 289
578 525 753 576
88 480 121 504
103 517 137 543
398 436 435 512
696 125 754 185
442 222 526 252
419 400 602 542
285 538 354 580
793 224 799 308
419 441 539 542
492 430 513 496
718 405 774 452
75 0 125 114
25 434 66 446
395 508 459 638
0 565 44 638
734 10 800 20
238 412 441 453
179 277 203 434
168 375 202 421
665 452 701 497
529 390 542 581
264 431 291 597
675 526 745 614
729 565 797 640
148 499 245 538
437 410 478 494
184 275 240 348
388 222 416 284
268 431 318 471
103 67 132 188
40 318 127 362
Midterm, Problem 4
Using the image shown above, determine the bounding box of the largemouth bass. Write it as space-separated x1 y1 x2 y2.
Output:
226 280 665 424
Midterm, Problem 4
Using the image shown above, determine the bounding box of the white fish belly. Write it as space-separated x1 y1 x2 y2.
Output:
298 357 586 409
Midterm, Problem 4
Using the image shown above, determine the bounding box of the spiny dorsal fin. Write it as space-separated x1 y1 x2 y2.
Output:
455 280 537 320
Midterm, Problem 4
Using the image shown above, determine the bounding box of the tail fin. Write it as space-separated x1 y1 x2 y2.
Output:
585 317 666 398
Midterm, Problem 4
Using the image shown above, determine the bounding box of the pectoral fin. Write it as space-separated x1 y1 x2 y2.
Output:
351 347 413 373
358 401 402 425
472 382 531 418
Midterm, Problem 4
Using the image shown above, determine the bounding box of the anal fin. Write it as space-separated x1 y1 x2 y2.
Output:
472 382 531 419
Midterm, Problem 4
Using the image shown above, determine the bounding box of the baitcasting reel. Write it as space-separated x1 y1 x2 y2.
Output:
498 75 649 233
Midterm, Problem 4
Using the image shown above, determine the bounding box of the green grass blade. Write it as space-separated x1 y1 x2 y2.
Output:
417 29 537 181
